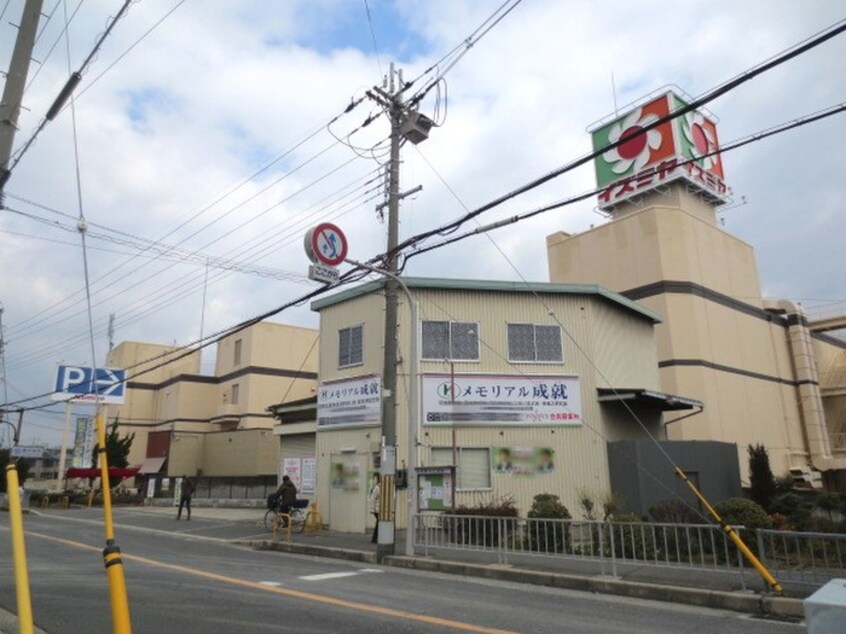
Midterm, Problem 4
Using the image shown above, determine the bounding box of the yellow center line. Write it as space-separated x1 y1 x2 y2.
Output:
27 531 516 634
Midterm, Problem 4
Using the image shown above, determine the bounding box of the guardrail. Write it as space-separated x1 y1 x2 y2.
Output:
414 514 749 587
756 529 846 586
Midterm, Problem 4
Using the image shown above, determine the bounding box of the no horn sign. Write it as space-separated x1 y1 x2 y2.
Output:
51 365 127 404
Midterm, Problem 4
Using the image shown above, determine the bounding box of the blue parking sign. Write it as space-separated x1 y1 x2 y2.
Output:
51 365 127 404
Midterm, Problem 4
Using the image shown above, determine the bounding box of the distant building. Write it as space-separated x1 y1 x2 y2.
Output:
547 89 846 490
105 321 318 497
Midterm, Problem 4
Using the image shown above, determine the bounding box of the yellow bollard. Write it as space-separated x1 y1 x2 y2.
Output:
6 464 35 634
95 414 133 633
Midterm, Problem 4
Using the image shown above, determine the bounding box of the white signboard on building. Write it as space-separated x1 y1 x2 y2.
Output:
317 374 381 428
146 477 156 499
10 446 44 459
301 457 316 495
422 373 582 427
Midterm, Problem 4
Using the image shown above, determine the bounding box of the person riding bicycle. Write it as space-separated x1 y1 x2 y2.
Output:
275 475 297 514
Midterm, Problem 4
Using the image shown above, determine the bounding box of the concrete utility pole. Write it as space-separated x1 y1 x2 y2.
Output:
0 0 44 200
0 304 9 447
377 65 403 562
367 64 432 562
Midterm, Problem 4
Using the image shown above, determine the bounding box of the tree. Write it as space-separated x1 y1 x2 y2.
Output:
747 444 776 510
91 417 135 489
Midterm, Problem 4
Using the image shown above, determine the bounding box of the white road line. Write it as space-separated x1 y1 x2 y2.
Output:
259 581 282 587
299 569 383 581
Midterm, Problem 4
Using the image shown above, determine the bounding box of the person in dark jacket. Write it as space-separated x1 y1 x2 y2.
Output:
176 476 195 521
276 475 297 513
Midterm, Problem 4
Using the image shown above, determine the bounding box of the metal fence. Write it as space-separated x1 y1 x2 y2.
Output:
413 514 846 590
414 513 748 585
757 528 846 586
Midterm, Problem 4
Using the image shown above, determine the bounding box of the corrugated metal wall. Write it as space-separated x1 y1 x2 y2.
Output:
316 286 663 527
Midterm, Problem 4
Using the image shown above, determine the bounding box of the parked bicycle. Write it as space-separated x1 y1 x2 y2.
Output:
264 499 309 534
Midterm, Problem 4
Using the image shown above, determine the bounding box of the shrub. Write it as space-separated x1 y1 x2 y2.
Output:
446 495 518 547
769 493 812 531
773 473 794 495
713 497 772 530
815 492 841 521
610 513 657 561
526 494 571 553
648 499 702 524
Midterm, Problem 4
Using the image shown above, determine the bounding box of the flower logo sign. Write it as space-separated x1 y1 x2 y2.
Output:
590 91 728 210
602 107 665 175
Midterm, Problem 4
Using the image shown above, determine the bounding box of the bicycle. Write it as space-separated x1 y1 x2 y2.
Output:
264 499 308 534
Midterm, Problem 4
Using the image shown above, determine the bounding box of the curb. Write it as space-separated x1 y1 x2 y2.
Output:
237 540 803 619
384 556 804 619
235 539 377 564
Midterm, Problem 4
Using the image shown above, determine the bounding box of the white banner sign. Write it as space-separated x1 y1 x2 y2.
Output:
317 374 381 428
301 457 316 495
146 477 156 498
10 446 44 459
70 417 95 468
422 373 582 426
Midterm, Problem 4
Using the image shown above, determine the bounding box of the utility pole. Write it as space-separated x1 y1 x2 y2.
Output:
108 313 116 351
0 303 9 448
367 65 433 562
0 0 44 201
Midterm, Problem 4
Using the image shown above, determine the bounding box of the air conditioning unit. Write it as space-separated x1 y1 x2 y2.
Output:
789 466 824 490
400 111 434 144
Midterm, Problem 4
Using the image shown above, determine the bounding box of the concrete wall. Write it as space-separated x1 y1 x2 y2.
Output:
546 186 846 483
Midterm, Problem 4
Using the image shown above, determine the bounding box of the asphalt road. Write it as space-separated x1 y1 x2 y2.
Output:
1 509 806 633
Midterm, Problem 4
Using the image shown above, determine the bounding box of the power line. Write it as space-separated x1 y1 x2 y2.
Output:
1 0 133 191
396 18 846 257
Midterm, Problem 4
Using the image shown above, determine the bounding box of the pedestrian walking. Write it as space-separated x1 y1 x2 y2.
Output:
177 475 195 521
368 473 380 544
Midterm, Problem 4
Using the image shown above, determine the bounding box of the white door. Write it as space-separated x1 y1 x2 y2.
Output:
328 453 367 533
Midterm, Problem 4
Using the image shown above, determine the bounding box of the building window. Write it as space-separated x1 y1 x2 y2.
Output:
431 447 491 490
231 383 240 405
422 321 479 361
233 339 242 366
338 324 363 368
507 324 563 362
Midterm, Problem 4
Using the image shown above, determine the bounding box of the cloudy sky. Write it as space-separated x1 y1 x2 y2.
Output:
1 0 844 445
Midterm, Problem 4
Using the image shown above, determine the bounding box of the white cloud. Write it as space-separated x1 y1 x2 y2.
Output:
1 0 844 444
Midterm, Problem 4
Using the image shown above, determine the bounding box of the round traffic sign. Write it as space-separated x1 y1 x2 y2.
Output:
306 222 348 267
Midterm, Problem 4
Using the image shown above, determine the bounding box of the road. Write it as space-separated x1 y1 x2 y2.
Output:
1 508 806 633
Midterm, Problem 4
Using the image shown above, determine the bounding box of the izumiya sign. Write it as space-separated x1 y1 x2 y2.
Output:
590 90 729 210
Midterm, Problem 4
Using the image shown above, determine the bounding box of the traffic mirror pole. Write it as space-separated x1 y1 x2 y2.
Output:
95 413 133 633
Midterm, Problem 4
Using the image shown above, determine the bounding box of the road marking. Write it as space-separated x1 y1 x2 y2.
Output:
27 511 228 543
299 569 383 581
259 581 282 587
25 531 516 634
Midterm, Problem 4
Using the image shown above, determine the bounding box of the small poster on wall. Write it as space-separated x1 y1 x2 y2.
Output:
330 462 360 491
283 458 302 489
493 447 555 475
146 478 156 498
301 458 316 495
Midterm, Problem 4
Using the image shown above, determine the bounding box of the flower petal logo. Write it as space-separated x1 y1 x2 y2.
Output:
681 111 719 170
602 107 663 175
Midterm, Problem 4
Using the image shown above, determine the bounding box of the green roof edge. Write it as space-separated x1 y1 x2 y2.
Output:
310 277 662 323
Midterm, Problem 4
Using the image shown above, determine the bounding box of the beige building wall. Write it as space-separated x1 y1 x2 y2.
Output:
315 281 666 530
106 322 318 479
546 185 846 482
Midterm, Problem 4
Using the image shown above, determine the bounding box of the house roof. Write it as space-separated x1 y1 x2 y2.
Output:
310 277 662 323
